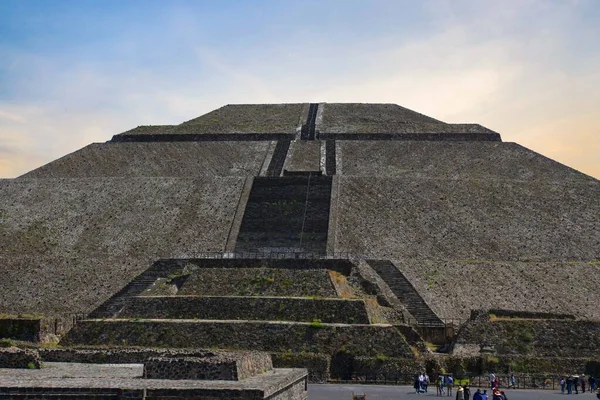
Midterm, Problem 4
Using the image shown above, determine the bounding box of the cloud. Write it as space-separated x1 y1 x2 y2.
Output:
0 0 598 179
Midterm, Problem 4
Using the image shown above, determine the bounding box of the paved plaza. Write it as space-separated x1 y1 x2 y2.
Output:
308 384 594 400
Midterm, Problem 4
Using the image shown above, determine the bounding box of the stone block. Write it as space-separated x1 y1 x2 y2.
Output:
0 347 41 369
144 351 272 381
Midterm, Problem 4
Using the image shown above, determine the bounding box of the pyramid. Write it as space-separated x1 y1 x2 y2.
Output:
1 102 599 379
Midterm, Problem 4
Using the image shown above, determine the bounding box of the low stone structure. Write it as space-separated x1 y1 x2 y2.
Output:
144 352 272 381
0 351 307 399
453 316 600 357
0 347 41 369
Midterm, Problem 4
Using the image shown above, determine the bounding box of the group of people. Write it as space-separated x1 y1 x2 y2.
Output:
413 371 600 398
559 375 597 395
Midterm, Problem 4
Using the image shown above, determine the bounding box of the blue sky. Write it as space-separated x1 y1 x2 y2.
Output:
1 0 599 178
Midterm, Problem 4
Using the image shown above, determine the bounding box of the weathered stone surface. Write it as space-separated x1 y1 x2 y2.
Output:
0 347 40 369
271 352 330 383
62 320 414 357
0 362 308 399
114 104 307 137
0 319 43 342
177 268 337 297
0 177 243 316
336 141 592 181
21 142 271 178
454 318 600 357
38 348 242 364
144 352 272 381
394 260 600 321
319 103 442 132
334 177 599 261
284 140 322 173
120 296 371 324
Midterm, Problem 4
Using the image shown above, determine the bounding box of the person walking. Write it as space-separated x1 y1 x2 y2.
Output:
490 373 496 390
574 375 580 395
473 389 482 400
419 373 426 393
456 386 465 400
464 385 471 400
509 374 516 389
481 389 488 400
446 375 454 397
581 375 586 393
560 377 566 394
414 375 422 394
425 373 430 393
589 376 596 392
437 375 444 396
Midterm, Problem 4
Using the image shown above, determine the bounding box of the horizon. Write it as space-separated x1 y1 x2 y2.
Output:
1 0 599 179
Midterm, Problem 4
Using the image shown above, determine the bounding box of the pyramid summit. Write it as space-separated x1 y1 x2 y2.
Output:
1 103 599 384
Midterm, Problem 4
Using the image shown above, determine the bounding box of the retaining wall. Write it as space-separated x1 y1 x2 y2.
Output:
120 296 370 324
62 320 414 357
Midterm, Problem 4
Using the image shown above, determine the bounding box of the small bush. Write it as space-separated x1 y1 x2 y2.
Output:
27 362 37 370
0 338 13 348
376 353 389 362
309 319 323 329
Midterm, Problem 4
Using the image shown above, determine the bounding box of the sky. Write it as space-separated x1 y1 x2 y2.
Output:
0 0 599 179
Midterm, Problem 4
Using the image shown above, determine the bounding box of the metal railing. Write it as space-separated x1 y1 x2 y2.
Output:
328 373 598 391
162 251 359 260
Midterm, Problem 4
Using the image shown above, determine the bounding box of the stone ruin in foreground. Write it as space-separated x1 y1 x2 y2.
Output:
0 103 599 398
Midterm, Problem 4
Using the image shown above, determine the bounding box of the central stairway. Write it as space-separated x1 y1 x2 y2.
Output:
235 176 332 254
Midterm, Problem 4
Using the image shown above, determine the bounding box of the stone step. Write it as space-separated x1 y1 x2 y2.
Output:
119 296 370 324
367 260 443 327
62 319 414 358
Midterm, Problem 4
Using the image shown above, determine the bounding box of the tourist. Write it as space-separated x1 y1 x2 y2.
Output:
425 373 430 393
493 377 499 391
492 389 502 400
567 376 574 394
574 375 580 394
589 376 596 392
438 374 445 396
447 375 454 397
481 389 489 400
500 390 508 400
464 385 471 400
456 385 465 400
419 373 426 393
561 377 566 394
473 388 483 400
414 375 422 394
581 375 586 393
490 372 496 390
509 374 516 389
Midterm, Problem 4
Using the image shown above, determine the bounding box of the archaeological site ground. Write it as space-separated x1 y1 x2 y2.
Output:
0 103 599 399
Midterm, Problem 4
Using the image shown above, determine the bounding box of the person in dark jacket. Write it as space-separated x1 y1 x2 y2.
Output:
574 376 580 394
581 375 586 393
473 389 482 400
464 385 471 400
567 376 574 394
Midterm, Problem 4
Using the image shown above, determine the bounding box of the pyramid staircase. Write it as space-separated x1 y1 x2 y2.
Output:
367 260 443 327
63 258 424 381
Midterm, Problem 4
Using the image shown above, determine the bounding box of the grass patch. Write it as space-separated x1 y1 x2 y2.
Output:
309 319 323 329
0 338 13 348
424 342 439 352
